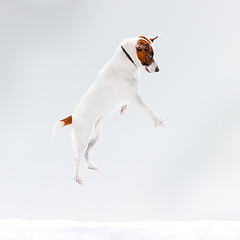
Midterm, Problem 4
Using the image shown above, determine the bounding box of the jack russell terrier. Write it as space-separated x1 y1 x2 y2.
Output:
53 35 165 185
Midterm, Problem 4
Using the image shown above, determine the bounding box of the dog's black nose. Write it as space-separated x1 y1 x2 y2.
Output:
155 66 159 72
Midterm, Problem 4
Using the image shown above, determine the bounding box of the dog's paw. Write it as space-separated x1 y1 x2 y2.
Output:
74 176 83 185
154 117 165 128
88 162 98 171
120 105 127 115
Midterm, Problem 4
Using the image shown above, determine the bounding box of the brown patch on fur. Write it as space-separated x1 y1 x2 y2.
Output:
139 36 152 44
140 35 159 43
136 38 154 66
61 115 72 126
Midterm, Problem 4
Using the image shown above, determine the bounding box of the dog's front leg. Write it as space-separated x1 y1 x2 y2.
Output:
130 94 165 128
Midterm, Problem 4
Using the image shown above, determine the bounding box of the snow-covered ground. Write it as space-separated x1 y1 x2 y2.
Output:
0 220 240 240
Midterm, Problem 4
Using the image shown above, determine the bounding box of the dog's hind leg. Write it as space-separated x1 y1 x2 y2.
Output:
73 147 85 185
84 118 102 171
72 119 95 185
85 135 100 171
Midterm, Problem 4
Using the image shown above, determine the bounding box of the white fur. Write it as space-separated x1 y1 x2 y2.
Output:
56 36 165 185
52 121 64 136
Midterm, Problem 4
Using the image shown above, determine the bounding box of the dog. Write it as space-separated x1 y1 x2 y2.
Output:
53 35 165 185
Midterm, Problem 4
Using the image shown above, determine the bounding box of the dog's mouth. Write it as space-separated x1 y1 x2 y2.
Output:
145 66 151 73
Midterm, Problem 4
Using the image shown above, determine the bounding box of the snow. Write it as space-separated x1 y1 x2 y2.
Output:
0 220 240 240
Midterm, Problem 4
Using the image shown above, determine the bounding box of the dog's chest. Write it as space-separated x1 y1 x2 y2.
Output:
98 62 138 93
104 73 138 99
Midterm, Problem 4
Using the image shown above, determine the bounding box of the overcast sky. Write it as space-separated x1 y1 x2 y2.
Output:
0 0 240 221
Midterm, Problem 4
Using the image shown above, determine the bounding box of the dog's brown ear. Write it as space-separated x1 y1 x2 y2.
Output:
149 34 162 42
149 36 159 42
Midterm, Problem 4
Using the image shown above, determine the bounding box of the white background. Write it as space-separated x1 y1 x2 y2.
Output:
0 0 240 222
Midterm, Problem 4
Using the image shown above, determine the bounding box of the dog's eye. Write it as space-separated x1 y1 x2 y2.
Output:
147 54 153 59
143 45 150 52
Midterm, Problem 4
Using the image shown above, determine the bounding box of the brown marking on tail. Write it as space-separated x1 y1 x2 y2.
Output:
61 115 72 126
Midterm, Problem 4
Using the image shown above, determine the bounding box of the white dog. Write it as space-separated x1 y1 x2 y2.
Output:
53 35 165 185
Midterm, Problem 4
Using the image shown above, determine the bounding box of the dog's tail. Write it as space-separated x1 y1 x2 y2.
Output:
52 115 72 136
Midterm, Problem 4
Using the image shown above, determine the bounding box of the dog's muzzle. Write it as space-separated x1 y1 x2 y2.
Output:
145 61 159 73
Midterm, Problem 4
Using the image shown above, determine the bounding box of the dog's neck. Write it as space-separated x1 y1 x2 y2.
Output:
121 46 136 67
106 38 142 78
120 37 141 67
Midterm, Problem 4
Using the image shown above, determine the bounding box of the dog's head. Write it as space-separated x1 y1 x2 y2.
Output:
135 35 160 73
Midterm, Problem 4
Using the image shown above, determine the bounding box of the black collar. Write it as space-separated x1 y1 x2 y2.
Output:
121 46 136 67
